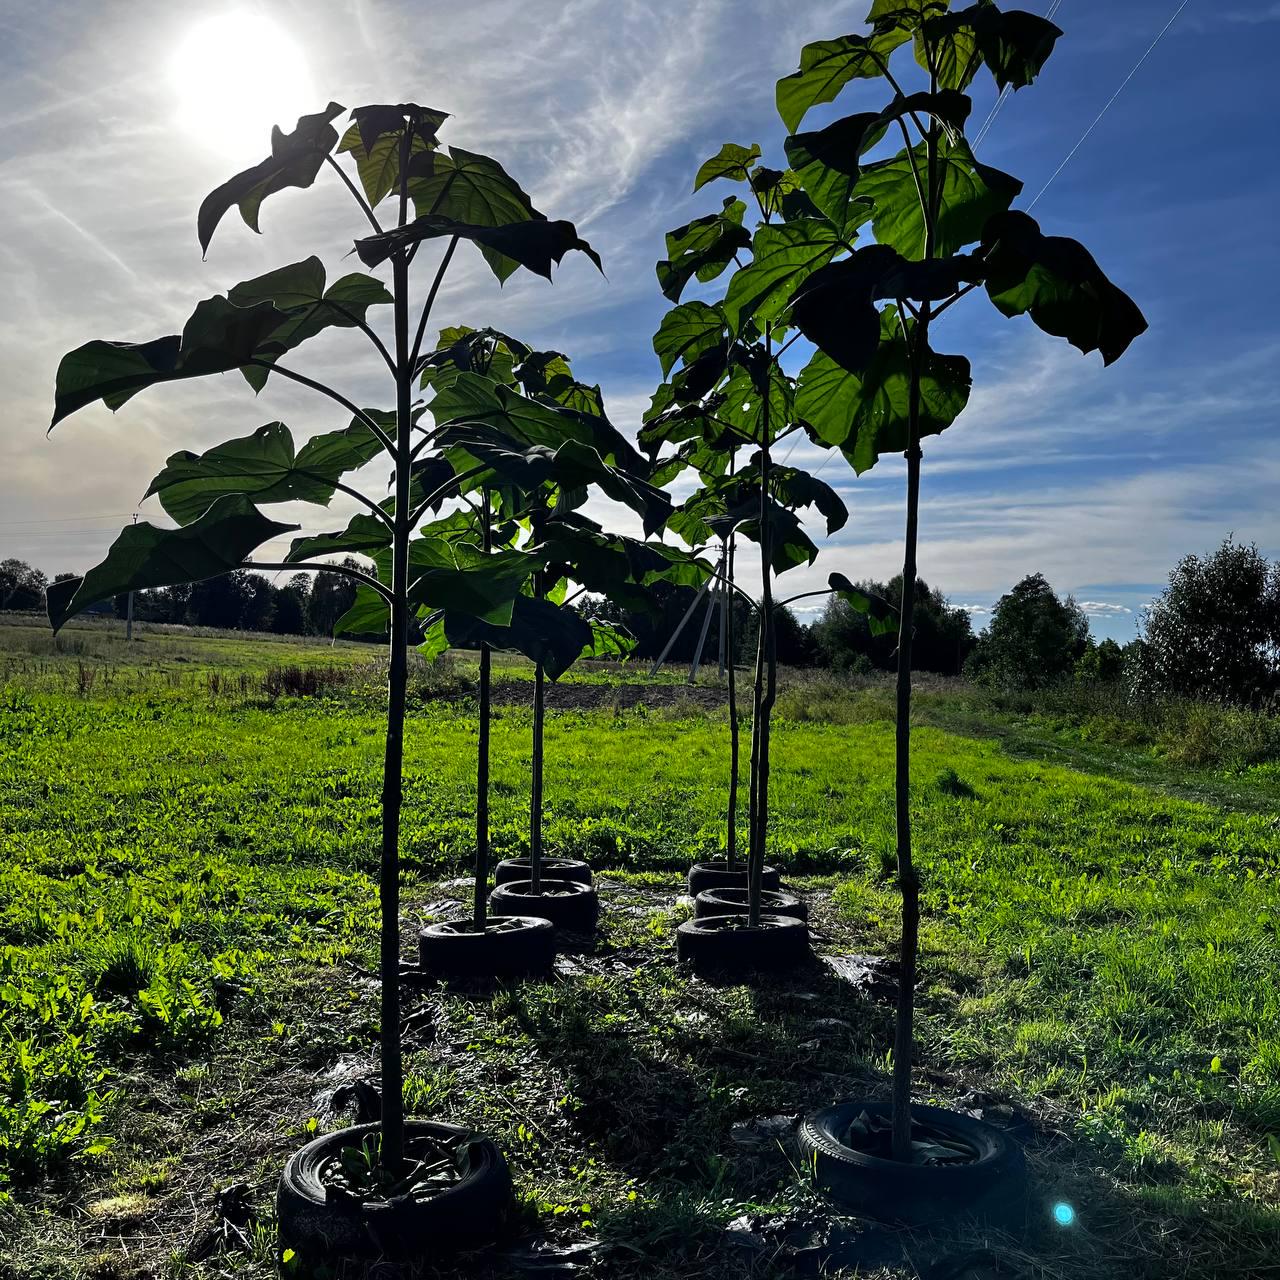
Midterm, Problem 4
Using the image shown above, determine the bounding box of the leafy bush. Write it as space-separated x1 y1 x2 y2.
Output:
1136 537 1280 706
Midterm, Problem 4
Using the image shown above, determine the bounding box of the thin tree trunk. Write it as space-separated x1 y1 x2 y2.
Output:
530 511 546 895
891 75 939 1164
530 661 545 892
725 533 740 870
473 491 493 931
750 434 777 929
379 133 415 1167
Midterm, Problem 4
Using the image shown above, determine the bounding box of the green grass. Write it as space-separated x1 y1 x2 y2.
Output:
2 627 1279 1278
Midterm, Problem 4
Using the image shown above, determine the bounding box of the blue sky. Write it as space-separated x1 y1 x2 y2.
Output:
1 0 1276 641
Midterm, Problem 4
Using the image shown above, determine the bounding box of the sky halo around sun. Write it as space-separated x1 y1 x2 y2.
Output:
168 10 314 156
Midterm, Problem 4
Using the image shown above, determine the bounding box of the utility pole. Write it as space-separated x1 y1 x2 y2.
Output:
125 513 137 640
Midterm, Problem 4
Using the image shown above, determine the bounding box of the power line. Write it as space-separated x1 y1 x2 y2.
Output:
0 512 139 527
972 0 1065 153
1028 0 1193 210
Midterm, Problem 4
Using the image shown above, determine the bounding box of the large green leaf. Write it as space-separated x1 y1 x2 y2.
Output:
656 199 750 302
332 584 390 637
336 104 449 205
226 257 393 390
539 525 705 612
652 302 728 378
829 571 899 636
408 542 537 625
407 146 545 278
145 414 386 526
432 596 592 680
788 244 983 372
286 510 392 563
795 309 971 473
409 146 537 223
980 210 1147 365
693 143 761 191
768 464 848 534
857 135 1021 259
721 220 842 335
355 213 601 282
50 296 288 427
198 104 344 254
717 360 794 446
922 4 1062 92
419 327 529 391
776 30 912 133
47 495 296 631
787 246 902 374
669 475 820 574
428 373 646 473
785 91 971 237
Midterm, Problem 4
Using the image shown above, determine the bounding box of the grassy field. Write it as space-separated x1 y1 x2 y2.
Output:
2 618 1279 1279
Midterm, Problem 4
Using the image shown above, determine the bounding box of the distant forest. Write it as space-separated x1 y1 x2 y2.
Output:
5 537 1278 705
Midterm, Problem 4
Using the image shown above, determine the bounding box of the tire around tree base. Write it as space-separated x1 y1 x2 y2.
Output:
694 886 808 921
687 860 781 896
494 856 593 887
418 916 555 982
489 879 599 934
675 913 809 977
796 1101 1027 1231
277 1120 512 1260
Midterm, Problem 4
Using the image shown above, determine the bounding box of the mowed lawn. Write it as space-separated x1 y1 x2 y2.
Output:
2 638 1280 1277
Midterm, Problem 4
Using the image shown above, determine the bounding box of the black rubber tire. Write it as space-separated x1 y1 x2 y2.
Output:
489 879 599 935
694 886 808 921
797 1101 1027 1230
277 1120 512 1260
688 860 781 896
494 856 592 887
676 913 809 976
418 916 555 982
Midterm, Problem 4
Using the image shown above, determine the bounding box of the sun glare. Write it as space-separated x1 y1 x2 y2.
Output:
169 12 314 156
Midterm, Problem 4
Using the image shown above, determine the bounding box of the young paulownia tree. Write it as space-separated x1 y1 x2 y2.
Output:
410 328 685 951
644 138 895 973
45 102 621 1252
773 2 1146 1211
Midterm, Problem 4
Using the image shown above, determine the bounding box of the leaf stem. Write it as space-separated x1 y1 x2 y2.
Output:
324 299 397 374
410 237 459 370
325 154 384 236
248 360 396 454
244 560 392 602
332 481 396 529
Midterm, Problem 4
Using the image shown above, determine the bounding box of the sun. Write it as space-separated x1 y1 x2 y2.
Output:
169 11 315 157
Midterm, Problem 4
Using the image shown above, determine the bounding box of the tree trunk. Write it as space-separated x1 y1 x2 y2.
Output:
530 661 545 892
725 533 740 871
890 78 939 1165
890 311 929 1163
379 210 413 1171
473 491 493 931
749 437 776 928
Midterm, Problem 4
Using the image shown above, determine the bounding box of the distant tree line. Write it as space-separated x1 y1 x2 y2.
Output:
7 536 1278 705
1 555 364 638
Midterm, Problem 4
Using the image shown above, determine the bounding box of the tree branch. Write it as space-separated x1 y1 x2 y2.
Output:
777 587 834 610
244 559 392 602
410 237 460 370
323 300 396 374
332 481 395 529
326 155 384 236
250 360 396 454
931 280 981 321
407 463 487 528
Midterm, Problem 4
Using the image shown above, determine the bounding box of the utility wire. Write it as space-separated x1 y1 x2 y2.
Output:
1027 0 1193 209
972 0 1064 152
805 2 1189 490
